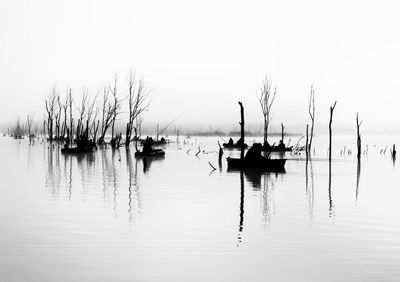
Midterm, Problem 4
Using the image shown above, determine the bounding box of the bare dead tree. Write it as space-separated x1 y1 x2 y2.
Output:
308 85 316 152
26 113 34 137
75 88 89 139
68 89 73 143
258 76 276 146
239 101 245 160
328 103 336 216
329 101 337 162
55 95 62 139
356 113 362 160
92 119 100 142
60 89 70 138
280 122 285 143
86 92 99 139
12 117 24 138
305 124 309 157
125 71 151 146
89 97 100 142
109 74 121 140
99 86 115 144
45 86 58 142
42 115 46 138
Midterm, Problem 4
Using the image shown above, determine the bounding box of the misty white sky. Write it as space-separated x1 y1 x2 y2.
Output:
1 0 400 133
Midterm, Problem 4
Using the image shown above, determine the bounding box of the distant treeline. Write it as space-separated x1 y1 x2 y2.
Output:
191 131 302 137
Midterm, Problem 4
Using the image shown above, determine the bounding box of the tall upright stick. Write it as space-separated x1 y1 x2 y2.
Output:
239 102 245 160
356 113 362 160
329 101 337 162
305 124 309 158
308 85 316 152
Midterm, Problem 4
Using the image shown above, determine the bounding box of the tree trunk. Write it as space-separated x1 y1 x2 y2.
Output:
329 102 337 162
263 115 268 144
305 124 309 158
125 123 130 146
239 102 245 160
356 113 361 160
309 124 314 153
111 115 115 140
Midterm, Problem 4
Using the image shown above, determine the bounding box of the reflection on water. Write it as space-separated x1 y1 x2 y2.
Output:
260 172 276 229
356 158 361 203
111 149 119 213
142 155 165 173
229 168 285 233
237 171 244 246
126 148 142 222
43 145 147 221
2 136 400 281
328 160 334 217
305 158 315 220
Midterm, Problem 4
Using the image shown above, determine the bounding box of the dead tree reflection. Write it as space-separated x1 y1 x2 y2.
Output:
237 171 245 246
68 155 72 200
243 169 280 230
45 144 62 197
356 158 361 203
126 148 142 223
305 157 315 220
75 152 95 195
100 148 122 213
101 149 109 202
27 144 32 169
328 161 334 217
61 152 72 200
260 172 278 230
111 148 121 214
230 169 281 231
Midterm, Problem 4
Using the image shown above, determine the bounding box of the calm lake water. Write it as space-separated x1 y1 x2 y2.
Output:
0 135 400 281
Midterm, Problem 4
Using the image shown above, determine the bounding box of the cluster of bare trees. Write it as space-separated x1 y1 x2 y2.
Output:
255 76 353 162
10 118 24 138
8 114 35 141
43 71 150 147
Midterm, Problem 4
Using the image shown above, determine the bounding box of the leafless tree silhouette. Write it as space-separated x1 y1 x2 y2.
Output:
55 95 62 139
329 101 337 162
75 88 89 138
44 86 58 142
68 89 73 143
258 76 276 146
99 86 116 144
86 92 99 139
109 74 121 140
356 113 362 160
308 85 316 153
125 71 150 146
26 113 34 137
60 89 70 138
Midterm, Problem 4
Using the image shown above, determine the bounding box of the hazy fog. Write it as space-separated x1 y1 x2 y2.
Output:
1 0 400 133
